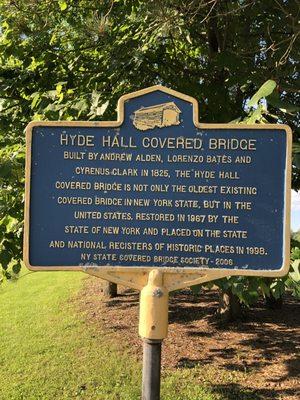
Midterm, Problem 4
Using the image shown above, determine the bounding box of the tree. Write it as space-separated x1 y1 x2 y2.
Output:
0 1 299 307
292 229 300 245
102 281 118 298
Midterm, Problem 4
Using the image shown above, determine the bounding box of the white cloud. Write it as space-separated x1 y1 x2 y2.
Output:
291 190 300 211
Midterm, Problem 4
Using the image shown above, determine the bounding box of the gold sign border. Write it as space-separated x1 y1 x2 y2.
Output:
24 85 292 279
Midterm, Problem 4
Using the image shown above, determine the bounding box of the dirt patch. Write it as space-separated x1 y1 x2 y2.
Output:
78 277 300 400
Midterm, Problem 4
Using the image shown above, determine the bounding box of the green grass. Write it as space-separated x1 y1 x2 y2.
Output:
0 271 140 400
0 270 255 400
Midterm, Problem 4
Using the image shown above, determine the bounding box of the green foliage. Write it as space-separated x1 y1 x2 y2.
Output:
266 250 300 300
0 142 24 281
291 229 300 247
0 1 299 283
58 1 68 12
283 259 300 297
291 246 300 261
293 143 300 173
247 80 277 108
241 79 299 124
192 246 300 306
284 247 300 297
215 79 300 306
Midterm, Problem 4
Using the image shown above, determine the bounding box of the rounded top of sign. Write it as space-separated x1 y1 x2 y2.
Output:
117 85 200 131
118 85 198 105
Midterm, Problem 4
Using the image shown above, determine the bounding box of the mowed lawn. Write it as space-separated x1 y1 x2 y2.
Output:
0 270 218 400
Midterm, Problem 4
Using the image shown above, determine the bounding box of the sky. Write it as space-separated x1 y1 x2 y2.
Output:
291 190 300 232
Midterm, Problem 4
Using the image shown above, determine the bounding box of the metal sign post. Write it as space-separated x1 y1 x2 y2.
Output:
142 338 162 400
24 85 292 400
139 270 167 400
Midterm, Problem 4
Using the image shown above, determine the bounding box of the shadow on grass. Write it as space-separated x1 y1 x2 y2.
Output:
210 383 297 400
105 295 139 309
168 290 218 325
168 290 299 395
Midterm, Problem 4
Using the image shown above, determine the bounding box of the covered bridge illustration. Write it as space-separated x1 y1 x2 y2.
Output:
133 102 181 131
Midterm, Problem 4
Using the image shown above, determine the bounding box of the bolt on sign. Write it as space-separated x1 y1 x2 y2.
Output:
24 86 292 279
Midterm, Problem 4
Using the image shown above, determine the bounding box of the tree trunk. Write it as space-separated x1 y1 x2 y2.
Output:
102 281 117 298
218 290 243 322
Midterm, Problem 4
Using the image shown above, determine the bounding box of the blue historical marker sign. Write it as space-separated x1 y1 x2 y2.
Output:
24 86 292 276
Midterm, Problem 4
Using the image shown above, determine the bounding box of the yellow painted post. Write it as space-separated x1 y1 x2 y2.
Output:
139 269 169 340
139 270 169 400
